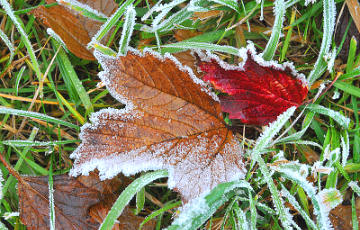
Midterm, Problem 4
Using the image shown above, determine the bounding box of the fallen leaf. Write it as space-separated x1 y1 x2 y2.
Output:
31 0 117 60
173 30 203 41
198 43 308 125
70 48 246 202
18 173 125 229
330 204 360 230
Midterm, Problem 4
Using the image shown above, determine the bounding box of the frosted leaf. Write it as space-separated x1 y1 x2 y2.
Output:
71 49 246 201
317 188 342 212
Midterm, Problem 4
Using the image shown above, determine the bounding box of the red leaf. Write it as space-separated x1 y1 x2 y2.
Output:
198 44 308 126
70 49 246 202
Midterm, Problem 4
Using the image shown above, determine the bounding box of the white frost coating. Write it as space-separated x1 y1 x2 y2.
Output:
70 149 165 180
188 0 210 12
3 212 19 220
141 0 162 21
349 181 360 196
149 0 187 26
305 0 317 6
48 182 55 230
317 188 342 212
57 0 107 18
47 28 68 52
169 196 208 228
118 5 136 56
324 48 337 73
332 90 340 100
341 134 349 167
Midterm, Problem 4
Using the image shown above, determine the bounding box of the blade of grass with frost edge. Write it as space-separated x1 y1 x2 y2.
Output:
89 0 136 47
0 107 79 130
0 0 42 80
210 0 240 13
306 104 350 128
261 0 286 61
58 0 107 22
99 170 168 230
0 28 14 70
307 0 336 86
48 161 55 230
51 40 93 115
118 5 136 56
162 42 240 55
139 201 182 229
280 185 317 229
249 107 296 229
15 66 26 96
167 180 252 230
1 140 79 147
279 169 333 230
1 128 38 199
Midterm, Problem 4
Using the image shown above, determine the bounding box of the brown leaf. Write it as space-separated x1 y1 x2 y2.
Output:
70 50 246 202
330 204 360 230
31 0 117 60
18 173 124 229
173 30 202 41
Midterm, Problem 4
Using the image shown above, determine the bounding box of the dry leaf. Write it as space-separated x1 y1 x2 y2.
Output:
330 204 360 230
18 173 125 229
173 30 202 41
70 49 246 202
31 0 117 60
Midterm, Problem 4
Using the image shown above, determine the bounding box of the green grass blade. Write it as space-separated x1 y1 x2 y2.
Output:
90 0 136 46
1 140 79 147
167 180 252 230
51 40 93 115
334 81 360 98
306 104 350 128
162 42 240 55
306 0 336 86
118 5 136 55
262 0 286 61
0 0 42 80
99 170 168 230
0 107 79 130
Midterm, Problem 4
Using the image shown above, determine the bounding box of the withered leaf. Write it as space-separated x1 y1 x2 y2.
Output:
70 49 246 202
31 0 117 60
330 204 360 230
18 173 124 230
